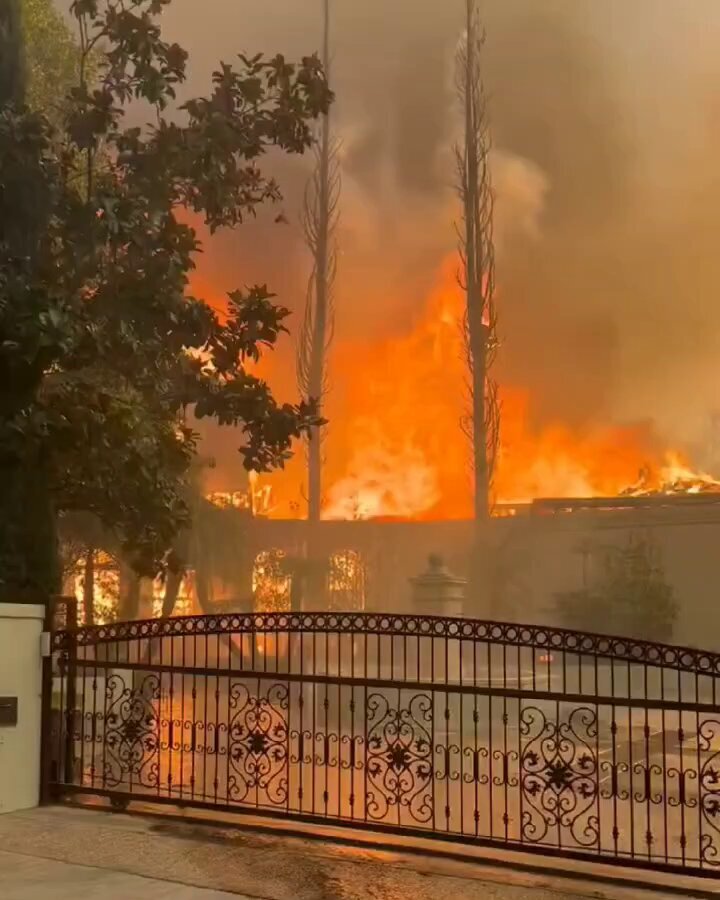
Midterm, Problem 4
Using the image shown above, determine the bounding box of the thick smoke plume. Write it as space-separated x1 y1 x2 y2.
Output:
147 0 720 487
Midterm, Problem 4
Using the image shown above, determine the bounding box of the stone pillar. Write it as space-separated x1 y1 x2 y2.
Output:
0 603 45 813
409 555 467 684
410 554 466 617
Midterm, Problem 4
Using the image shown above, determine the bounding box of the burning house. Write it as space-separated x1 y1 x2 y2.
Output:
191 458 720 655
181 256 720 652
70 261 720 653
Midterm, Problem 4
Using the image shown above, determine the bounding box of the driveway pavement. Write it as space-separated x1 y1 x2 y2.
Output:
0 805 716 900
0 850 244 900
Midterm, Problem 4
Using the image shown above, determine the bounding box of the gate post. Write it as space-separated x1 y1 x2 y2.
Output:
0 600 47 812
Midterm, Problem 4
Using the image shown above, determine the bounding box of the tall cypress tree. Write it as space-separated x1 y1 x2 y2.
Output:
297 0 340 524
295 0 340 609
454 0 499 609
455 0 498 522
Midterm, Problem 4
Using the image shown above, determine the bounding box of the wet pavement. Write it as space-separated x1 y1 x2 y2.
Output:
0 805 716 899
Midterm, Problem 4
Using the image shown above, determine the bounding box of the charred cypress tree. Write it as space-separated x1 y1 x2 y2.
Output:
456 0 498 522
296 0 340 608
455 0 499 608
297 0 340 525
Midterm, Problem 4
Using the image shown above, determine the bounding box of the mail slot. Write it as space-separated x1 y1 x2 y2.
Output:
0 697 18 727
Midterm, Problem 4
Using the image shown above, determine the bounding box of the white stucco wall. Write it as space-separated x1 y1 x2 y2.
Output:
0 603 45 813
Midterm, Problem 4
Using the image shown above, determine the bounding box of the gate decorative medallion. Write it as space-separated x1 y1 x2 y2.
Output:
366 692 433 824
227 681 289 806
520 706 598 848
44 604 720 877
105 674 161 790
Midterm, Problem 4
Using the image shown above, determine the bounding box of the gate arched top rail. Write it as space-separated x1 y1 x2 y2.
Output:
52 610 720 677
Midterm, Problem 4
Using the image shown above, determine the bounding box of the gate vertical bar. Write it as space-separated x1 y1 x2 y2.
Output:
63 598 78 787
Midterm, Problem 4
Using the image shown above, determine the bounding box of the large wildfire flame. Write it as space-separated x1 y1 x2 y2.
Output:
319 257 713 519
196 254 718 520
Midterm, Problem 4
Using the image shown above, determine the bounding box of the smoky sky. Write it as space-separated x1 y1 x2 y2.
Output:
64 0 720 464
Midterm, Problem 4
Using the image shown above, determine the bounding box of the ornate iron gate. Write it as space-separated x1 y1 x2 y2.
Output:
45 599 720 877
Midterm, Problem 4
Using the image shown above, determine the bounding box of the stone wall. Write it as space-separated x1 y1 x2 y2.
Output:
237 504 720 650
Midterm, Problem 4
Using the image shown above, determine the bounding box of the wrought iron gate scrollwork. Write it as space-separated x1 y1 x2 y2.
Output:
520 705 599 848
104 673 161 789
227 681 289 807
366 692 433 824
699 718 720 866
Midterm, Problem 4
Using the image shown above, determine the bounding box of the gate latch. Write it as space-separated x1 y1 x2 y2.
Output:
40 632 51 658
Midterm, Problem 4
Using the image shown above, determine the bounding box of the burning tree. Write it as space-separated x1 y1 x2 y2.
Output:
455 0 499 521
297 0 340 525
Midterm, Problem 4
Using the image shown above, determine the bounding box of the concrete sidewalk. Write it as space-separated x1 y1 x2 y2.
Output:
0 806 715 900
1 850 245 900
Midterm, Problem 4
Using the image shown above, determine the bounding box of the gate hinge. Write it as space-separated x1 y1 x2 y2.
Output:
40 632 51 658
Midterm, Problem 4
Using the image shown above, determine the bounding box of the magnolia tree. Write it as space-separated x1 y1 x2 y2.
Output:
0 0 331 601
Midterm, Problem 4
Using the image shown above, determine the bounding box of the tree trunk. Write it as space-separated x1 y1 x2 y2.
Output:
118 565 140 620
162 569 182 618
82 548 95 626
469 322 489 521
195 563 211 613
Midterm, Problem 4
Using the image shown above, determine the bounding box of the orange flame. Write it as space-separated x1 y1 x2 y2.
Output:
319 256 690 518
191 246 713 518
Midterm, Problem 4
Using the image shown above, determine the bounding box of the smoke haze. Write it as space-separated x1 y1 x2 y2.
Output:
89 0 720 481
